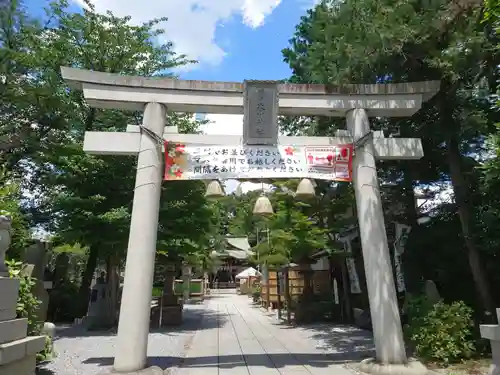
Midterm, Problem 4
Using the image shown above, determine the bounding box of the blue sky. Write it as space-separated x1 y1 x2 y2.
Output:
25 0 316 82
179 1 305 82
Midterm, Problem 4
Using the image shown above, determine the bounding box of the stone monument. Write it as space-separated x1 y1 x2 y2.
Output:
394 223 411 293
21 240 51 326
0 215 11 276
151 264 182 327
86 271 115 330
424 279 441 305
0 216 46 375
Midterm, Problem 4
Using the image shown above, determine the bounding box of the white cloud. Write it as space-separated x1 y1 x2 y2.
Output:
295 0 321 9
77 0 283 67
201 114 244 135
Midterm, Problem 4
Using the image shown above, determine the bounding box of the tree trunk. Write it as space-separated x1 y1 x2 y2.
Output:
339 258 353 323
299 262 313 297
447 135 496 319
77 245 99 317
331 256 353 323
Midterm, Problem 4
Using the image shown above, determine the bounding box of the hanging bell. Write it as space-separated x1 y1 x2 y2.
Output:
253 195 274 216
205 180 225 198
295 178 316 199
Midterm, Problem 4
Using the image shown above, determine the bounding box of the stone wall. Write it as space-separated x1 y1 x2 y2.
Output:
0 277 45 375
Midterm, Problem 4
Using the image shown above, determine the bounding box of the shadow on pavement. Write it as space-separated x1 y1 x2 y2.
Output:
292 324 375 357
84 350 373 370
36 367 56 375
53 306 225 340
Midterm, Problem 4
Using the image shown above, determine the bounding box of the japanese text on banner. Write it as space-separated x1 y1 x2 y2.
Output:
164 142 352 182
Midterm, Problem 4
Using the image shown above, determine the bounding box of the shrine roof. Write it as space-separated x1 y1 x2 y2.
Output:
212 249 254 260
225 236 251 251
209 236 253 260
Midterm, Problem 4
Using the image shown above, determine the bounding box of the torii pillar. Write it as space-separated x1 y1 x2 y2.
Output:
61 67 439 375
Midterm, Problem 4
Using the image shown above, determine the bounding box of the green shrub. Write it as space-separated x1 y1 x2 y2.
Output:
37 335 56 362
404 297 475 365
251 284 261 303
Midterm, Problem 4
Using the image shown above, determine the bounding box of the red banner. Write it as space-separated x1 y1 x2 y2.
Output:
164 141 186 180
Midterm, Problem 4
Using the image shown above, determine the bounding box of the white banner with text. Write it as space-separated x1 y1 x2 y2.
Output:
164 142 353 182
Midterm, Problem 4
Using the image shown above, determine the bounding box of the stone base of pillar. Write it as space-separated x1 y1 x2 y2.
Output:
357 358 429 375
160 305 182 326
100 365 164 375
150 294 183 327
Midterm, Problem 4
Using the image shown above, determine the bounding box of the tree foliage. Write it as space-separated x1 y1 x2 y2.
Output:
3 0 500 336
281 0 500 318
0 169 31 259
226 180 354 267
1 0 214 318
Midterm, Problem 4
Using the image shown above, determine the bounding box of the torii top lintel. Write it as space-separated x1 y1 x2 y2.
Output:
60 67 440 118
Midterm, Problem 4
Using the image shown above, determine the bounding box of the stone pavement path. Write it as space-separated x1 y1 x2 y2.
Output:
174 293 370 375
40 304 207 375
39 293 373 375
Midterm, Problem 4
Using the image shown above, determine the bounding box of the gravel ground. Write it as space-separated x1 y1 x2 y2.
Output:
38 303 206 375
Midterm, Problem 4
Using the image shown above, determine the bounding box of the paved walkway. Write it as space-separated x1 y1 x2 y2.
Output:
176 293 370 375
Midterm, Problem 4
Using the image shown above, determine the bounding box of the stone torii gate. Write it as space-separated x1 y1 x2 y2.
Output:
61 67 439 375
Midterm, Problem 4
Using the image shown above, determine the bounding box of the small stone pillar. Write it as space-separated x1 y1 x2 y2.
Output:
151 264 182 327
182 264 191 303
480 308 500 375
203 272 209 295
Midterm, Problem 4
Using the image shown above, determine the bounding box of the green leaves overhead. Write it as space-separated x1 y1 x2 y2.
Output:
1 0 213 268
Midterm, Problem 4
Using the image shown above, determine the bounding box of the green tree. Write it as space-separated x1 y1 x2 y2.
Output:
0 169 31 259
228 180 352 268
0 0 41 158
1 0 214 319
282 0 499 317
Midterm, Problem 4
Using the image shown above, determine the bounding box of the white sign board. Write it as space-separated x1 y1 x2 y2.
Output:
164 143 353 181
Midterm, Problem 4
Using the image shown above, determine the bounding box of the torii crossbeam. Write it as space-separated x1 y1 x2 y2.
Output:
61 67 439 375
83 124 424 161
